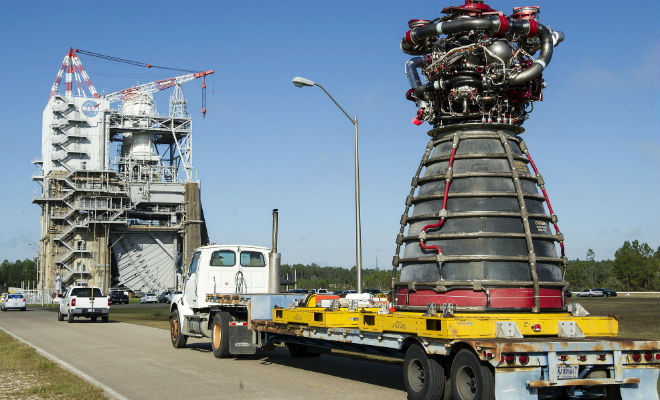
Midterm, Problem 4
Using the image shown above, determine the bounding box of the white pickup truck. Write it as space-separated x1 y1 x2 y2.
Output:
57 286 110 323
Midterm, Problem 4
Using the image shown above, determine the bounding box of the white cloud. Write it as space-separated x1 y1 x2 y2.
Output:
572 44 660 89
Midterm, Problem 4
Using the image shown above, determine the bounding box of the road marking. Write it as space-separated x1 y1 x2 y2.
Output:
0 326 130 400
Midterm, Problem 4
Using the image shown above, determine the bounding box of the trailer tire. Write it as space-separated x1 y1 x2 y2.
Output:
604 385 621 400
211 312 231 358
286 343 321 358
57 310 64 321
403 344 445 400
170 310 188 348
450 349 494 400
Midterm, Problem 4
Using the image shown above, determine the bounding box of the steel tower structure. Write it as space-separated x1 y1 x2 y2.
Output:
33 48 209 297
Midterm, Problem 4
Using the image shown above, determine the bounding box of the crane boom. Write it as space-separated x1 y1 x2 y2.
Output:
103 70 214 103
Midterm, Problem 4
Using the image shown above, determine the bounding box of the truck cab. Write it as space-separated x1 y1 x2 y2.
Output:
181 244 271 309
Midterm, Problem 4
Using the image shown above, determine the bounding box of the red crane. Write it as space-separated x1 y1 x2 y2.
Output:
49 48 213 116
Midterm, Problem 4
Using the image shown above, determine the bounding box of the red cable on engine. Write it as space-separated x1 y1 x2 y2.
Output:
419 146 458 255
524 150 566 258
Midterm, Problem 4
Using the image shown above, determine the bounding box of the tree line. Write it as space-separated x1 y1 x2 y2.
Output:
1 240 657 293
284 240 660 292
279 263 396 291
565 241 659 292
0 258 37 292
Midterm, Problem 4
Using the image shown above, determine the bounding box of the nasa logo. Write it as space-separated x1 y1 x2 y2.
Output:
80 100 99 117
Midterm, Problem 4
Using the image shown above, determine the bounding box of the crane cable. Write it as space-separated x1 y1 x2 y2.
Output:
73 48 211 117
73 48 201 73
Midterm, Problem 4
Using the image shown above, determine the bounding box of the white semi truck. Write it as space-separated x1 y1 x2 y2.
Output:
169 212 660 399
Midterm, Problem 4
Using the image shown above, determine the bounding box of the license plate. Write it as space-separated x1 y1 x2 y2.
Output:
557 365 579 379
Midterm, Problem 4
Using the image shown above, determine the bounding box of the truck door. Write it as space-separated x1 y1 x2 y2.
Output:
60 289 71 314
183 251 201 307
239 250 268 293
208 249 239 293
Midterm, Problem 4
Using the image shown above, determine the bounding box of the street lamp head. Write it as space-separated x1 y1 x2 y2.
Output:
292 76 315 88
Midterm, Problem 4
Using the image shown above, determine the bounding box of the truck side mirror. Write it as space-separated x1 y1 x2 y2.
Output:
175 253 183 272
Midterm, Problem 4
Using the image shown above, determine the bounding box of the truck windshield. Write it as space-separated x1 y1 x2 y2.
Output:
240 251 265 267
71 288 103 297
188 251 201 276
210 250 236 266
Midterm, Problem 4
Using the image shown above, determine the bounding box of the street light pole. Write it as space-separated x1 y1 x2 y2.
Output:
292 77 363 293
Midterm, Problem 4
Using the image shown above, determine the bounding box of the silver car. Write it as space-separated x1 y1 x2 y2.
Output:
1 293 27 311
140 292 158 304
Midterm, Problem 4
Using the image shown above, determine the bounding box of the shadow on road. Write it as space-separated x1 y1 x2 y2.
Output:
187 342 212 353
181 345 404 392
265 349 403 391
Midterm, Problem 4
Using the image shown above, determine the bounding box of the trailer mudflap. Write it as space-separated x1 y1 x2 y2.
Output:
228 324 257 355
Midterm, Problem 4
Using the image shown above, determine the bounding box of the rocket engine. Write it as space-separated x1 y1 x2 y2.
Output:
393 0 566 313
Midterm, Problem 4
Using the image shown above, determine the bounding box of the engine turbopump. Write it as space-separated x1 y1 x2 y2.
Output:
402 1 563 126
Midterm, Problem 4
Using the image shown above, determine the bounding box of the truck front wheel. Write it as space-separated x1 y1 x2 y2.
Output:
170 310 188 348
211 312 231 358
450 349 494 400
403 344 445 400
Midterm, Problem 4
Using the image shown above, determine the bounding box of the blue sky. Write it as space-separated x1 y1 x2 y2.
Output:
1 1 658 268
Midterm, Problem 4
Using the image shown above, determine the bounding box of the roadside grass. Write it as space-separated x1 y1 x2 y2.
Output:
0 330 106 400
568 297 660 339
109 304 170 329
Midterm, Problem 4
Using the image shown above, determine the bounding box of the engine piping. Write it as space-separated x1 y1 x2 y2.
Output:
401 17 561 87
404 57 426 89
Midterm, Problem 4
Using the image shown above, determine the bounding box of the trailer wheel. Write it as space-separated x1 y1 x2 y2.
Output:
57 310 64 321
403 344 445 400
211 312 231 358
450 349 494 400
286 343 321 358
170 310 188 348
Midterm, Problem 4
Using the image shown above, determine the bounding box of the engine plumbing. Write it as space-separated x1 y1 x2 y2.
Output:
401 1 564 126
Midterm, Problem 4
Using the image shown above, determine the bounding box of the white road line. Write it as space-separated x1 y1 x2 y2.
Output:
0 326 131 400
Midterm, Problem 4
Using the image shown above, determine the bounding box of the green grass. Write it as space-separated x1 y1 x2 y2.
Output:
109 304 170 329
568 297 660 339
0 330 107 399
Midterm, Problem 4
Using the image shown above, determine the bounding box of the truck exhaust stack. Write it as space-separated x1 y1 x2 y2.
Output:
269 209 281 293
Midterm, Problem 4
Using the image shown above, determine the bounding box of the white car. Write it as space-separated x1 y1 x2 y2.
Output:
1 293 26 311
166 291 182 303
576 289 604 297
140 292 158 303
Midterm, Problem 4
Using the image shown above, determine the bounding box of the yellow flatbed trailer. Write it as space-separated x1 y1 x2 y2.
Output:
247 301 660 400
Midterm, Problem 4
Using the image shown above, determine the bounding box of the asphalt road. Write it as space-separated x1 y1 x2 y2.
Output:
0 309 406 400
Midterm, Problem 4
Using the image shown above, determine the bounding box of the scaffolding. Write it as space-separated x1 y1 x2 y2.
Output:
34 87 205 295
